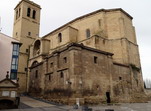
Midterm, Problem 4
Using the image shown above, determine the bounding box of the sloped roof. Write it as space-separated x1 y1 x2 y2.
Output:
0 77 19 88
46 42 113 59
43 8 133 38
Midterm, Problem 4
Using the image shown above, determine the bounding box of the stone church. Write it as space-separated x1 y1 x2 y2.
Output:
13 0 145 103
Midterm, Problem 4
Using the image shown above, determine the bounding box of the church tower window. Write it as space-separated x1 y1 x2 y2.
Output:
32 10 36 19
27 8 31 17
19 8 21 17
58 33 62 42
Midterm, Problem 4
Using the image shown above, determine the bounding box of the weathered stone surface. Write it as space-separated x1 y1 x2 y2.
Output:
12 0 144 103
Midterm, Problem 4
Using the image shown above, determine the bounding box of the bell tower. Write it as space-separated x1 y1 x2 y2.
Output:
12 0 41 92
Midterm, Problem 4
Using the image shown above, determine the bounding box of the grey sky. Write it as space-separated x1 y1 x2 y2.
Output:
0 0 151 80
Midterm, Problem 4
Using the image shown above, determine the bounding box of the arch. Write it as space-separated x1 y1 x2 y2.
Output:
58 33 62 42
31 61 39 67
33 40 41 56
27 8 31 17
86 29 91 38
0 99 14 109
32 10 36 19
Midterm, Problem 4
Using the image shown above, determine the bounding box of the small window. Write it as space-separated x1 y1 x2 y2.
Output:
28 32 31 36
63 57 67 63
24 68 27 71
32 10 36 19
58 33 62 42
48 75 51 81
86 29 90 38
26 49 29 53
119 77 122 80
60 72 64 78
98 19 101 27
35 70 38 78
50 62 53 68
94 56 98 64
16 32 18 36
27 8 31 17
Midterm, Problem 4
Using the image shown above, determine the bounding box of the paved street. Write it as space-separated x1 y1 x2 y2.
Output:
1 96 70 111
19 96 55 108
1 96 151 111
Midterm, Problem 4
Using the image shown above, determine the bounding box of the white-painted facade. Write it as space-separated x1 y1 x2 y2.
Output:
0 33 20 81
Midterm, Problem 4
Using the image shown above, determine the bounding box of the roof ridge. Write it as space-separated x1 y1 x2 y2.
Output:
42 8 132 38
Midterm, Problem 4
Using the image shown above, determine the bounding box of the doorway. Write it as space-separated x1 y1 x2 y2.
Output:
106 92 111 103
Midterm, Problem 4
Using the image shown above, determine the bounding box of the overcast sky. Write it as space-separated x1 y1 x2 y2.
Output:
0 0 151 80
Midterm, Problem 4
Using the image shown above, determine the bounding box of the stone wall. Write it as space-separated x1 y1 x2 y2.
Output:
27 8 144 103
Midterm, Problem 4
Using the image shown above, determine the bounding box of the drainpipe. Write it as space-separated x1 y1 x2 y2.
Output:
26 45 30 93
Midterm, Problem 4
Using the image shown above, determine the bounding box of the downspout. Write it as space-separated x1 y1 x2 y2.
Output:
26 45 30 93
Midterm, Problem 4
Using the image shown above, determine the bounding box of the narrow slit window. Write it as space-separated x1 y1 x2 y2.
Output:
94 56 98 64
98 19 102 27
27 8 31 17
49 75 51 81
19 8 21 17
58 33 62 42
60 72 64 78
32 10 36 19
86 29 91 38
64 57 67 63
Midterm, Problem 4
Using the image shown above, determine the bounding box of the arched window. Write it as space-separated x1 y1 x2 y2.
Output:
32 10 36 19
31 61 39 67
33 40 41 56
86 29 91 38
27 8 31 17
58 33 62 42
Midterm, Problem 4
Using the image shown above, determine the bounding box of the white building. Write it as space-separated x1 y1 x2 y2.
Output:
0 33 20 81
